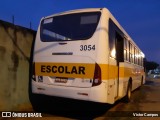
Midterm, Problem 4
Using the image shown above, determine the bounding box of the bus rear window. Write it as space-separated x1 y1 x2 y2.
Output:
40 12 101 42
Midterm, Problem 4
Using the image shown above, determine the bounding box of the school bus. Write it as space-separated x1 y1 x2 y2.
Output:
29 8 145 108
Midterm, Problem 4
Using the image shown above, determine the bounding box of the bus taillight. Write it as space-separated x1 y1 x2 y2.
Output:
92 63 102 86
32 63 36 81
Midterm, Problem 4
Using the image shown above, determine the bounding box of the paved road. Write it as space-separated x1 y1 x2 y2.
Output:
98 77 160 120
1 77 160 120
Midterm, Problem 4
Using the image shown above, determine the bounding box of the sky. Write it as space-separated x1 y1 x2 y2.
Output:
0 0 160 64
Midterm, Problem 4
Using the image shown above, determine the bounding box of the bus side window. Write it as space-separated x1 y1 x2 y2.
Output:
124 38 127 61
109 19 116 58
126 40 129 61
131 43 134 63
132 45 135 64
135 48 137 65
115 32 124 63
109 19 125 63
134 47 136 64
129 42 131 63
138 51 140 65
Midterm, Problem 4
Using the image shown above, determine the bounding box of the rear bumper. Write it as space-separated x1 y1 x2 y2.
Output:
32 80 107 103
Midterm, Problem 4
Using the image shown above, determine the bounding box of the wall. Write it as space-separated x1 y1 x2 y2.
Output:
0 20 36 111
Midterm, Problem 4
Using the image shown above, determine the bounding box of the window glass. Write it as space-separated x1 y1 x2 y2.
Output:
124 39 127 61
40 12 101 41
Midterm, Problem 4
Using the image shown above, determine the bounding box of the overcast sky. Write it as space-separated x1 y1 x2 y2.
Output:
0 0 160 64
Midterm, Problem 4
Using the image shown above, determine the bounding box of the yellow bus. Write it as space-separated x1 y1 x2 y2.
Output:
29 8 145 108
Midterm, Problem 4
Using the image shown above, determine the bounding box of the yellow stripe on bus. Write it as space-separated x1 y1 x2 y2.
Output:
35 62 95 78
35 62 144 80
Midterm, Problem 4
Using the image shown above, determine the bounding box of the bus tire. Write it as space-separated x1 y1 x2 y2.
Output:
29 81 52 112
28 81 43 112
141 76 144 86
124 82 132 103
28 68 44 111
29 93 41 112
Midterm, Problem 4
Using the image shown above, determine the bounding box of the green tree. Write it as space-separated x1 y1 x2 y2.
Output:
144 59 159 71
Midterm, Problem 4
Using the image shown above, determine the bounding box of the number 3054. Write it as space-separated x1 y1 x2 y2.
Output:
80 45 95 51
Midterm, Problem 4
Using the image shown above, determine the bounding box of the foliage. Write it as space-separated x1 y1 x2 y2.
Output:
144 59 159 71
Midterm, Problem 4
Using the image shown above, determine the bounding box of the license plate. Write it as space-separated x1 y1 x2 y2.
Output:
55 77 68 83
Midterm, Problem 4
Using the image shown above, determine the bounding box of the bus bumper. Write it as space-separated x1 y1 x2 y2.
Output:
32 80 107 103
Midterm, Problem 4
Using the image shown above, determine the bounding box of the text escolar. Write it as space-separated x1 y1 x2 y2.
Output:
41 65 85 75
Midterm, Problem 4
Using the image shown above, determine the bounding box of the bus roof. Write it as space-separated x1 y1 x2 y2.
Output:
42 7 145 56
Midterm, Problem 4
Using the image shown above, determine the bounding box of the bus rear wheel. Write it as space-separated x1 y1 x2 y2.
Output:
124 82 132 103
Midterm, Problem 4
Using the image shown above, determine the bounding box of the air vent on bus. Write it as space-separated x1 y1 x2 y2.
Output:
52 52 73 55
58 42 67 45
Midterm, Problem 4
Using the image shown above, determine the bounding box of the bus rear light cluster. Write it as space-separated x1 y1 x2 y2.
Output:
32 63 36 81
92 63 102 86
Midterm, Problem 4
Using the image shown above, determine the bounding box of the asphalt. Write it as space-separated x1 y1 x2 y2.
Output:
1 76 160 120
